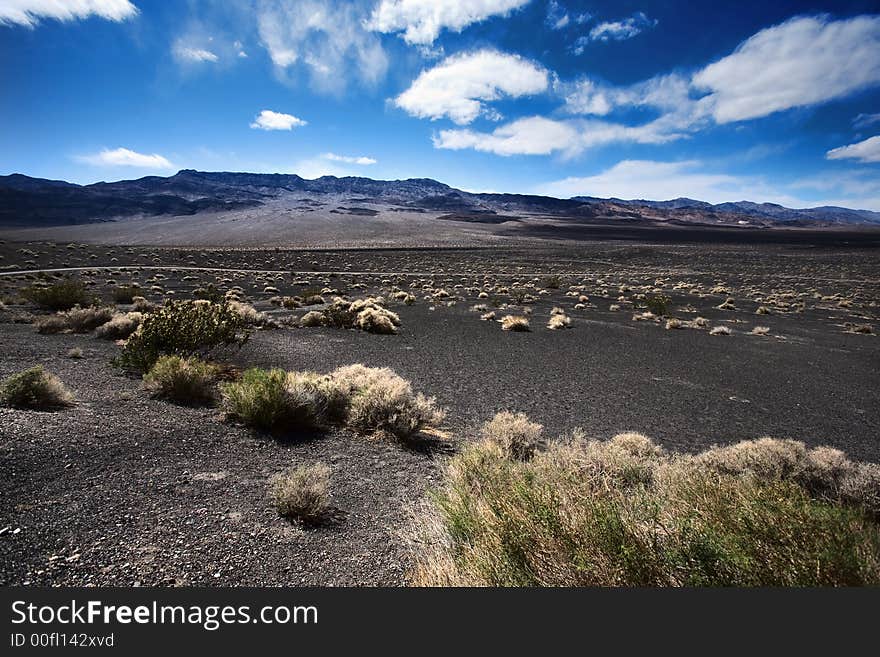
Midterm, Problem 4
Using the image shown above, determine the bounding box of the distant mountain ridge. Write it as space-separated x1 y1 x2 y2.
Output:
1 170 878 229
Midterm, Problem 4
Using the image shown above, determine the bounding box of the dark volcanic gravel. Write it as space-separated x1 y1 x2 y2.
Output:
1 240 878 586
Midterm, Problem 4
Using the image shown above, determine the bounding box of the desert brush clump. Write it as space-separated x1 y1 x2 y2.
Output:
221 368 331 433
117 300 248 372
23 280 94 311
268 463 331 523
547 312 571 330
409 424 880 586
220 364 443 440
500 315 530 331
36 306 114 334
112 285 140 304
0 366 74 410
298 296 401 334
480 411 543 461
330 364 445 439
710 325 731 336
95 312 143 340
143 355 219 405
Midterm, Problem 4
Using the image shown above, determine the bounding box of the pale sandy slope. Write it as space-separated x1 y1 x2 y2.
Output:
0 197 528 248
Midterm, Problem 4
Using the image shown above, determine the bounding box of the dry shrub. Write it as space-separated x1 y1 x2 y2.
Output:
501 315 530 331
355 307 399 334
228 300 277 328
409 425 880 586
268 463 331 522
299 310 325 327
330 364 445 439
0 366 74 410
480 311 496 321
547 314 571 330
709 325 731 335
95 312 143 339
144 355 218 405
36 306 114 334
220 364 442 440
665 318 683 330
480 411 542 461
750 326 770 335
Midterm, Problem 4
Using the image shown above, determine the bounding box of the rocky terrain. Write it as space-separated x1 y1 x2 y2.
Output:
1 239 878 585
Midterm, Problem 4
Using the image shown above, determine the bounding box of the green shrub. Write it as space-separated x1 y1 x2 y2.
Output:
112 285 140 304
410 426 880 586
23 280 94 311
268 463 331 522
143 355 218 404
0 366 74 410
643 294 671 316
117 300 248 372
542 275 562 289
220 368 332 432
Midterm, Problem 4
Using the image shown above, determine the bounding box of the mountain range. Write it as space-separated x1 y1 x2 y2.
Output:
1 169 879 230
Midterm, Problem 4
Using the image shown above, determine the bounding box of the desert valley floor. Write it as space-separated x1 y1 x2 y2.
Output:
1 238 878 585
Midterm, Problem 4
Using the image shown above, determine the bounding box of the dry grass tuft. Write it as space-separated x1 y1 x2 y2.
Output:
143 355 218 405
95 312 143 339
268 463 331 523
480 411 542 461
501 315 530 331
710 325 731 336
547 313 571 330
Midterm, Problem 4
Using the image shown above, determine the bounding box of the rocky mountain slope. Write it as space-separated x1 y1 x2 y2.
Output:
2 170 879 229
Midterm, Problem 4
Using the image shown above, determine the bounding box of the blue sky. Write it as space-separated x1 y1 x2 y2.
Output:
2 0 880 209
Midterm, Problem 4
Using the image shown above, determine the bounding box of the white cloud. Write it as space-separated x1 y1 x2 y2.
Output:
0 0 137 27
322 153 377 165
826 135 880 163
368 0 529 45
434 114 683 157
585 11 656 43
173 43 219 63
78 147 174 170
394 50 549 125
257 0 388 94
250 110 308 131
534 160 807 206
545 0 584 30
693 15 880 123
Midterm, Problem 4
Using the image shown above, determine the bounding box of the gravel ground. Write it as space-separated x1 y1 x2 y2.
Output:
1 240 878 586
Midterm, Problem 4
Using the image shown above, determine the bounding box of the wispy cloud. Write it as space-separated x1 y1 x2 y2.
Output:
853 112 880 130
395 49 549 125
250 110 307 131
78 147 174 169
572 11 656 52
257 0 387 94
544 0 589 31
826 135 880 163
173 43 219 63
368 0 529 45
322 153 377 165
0 0 137 28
